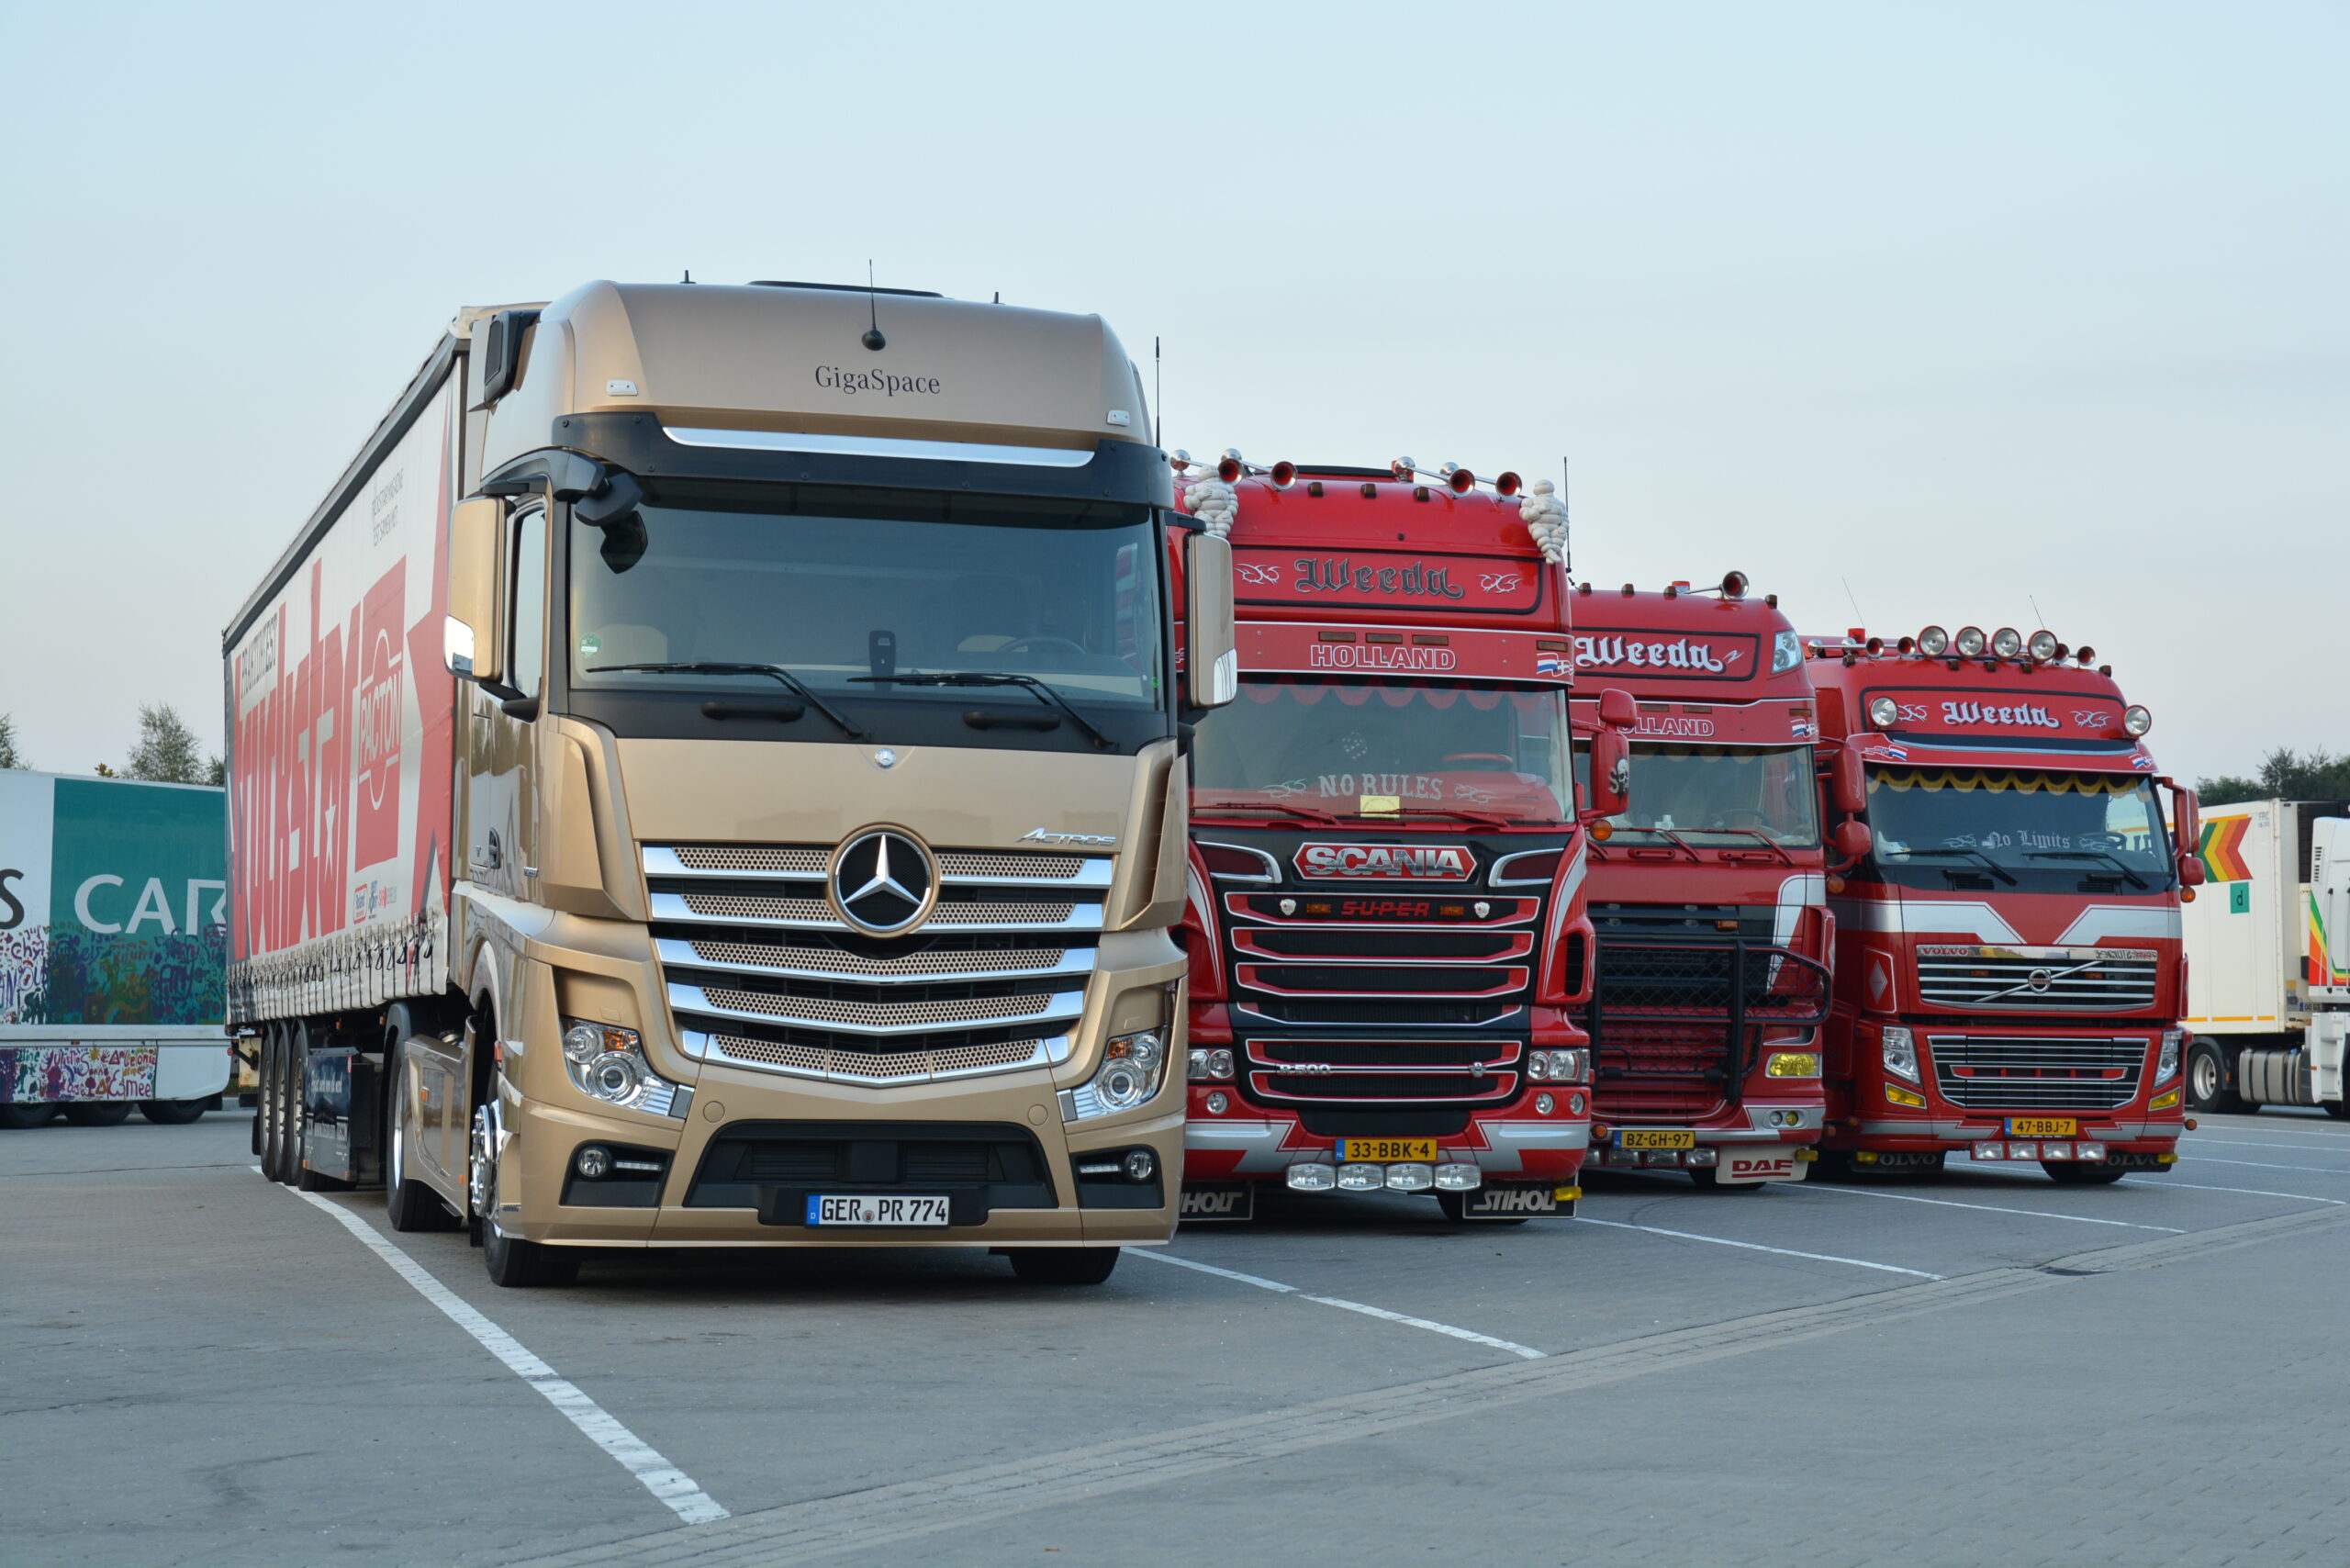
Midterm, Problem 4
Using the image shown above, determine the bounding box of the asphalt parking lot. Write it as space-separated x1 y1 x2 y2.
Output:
6 1110 2346 1568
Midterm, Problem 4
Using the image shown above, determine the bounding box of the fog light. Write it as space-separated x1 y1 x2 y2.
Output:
1640 1149 1684 1167
1384 1162 1434 1192
1973 1142 2004 1160
1569 1092 1585 1114
1686 1148 1719 1167
2076 1142 2107 1161
2042 1141 2074 1161
1535 1092 1556 1114
1287 1162 1337 1191
1337 1163 1384 1192
2148 1088 2180 1111
1123 1148 1157 1183
1204 1091 1229 1114
1434 1162 1481 1191
575 1144 612 1179
1885 1083 1927 1108
2009 1141 2039 1160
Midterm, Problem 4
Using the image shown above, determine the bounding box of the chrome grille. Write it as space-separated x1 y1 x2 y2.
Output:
1926 1035 2147 1110
1916 947 2160 1012
645 839 1107 1086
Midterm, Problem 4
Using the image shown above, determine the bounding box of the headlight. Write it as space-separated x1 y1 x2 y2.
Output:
2028 630 2059 661
1765 1051 1821 1078
1867 696 1899 729
1881 1025 1920 1084
2123 705 2152 736
1060 1028 1170 1122
1772 629 1801 673
1918 625 1950 655
2155 1031 2182 1084
558 1018 680 1114
1991 627 2021 659
1188 1047 1235 1081
1525 1048 1589 1083
1954 625 1986 657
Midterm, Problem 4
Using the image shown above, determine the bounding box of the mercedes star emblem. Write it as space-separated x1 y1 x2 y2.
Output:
829 827 935 935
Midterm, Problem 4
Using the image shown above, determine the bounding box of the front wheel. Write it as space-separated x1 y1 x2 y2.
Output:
139 1099 208 1125
1008 1248 1120 1285
1687 1164 1764 1192
2042 1159 2129 1184
62 1102 134 1126
474 1094 578 1287
2186 1042 2246 1114
0 1103 56 1130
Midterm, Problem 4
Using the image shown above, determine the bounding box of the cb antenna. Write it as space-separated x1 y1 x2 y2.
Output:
860 259 885 351
1155 337 1163 448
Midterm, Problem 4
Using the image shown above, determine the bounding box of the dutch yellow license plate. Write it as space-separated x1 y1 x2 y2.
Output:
1619 1128 1697 1150
1336 1137 1438 1162
2006 1117 2078 1137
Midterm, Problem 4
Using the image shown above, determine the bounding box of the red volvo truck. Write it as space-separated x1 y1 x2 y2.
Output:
1168 455 1633 1224
1569 577 1836 1188
1807 624 2199 1182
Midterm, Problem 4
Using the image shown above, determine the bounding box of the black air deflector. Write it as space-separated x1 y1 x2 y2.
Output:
477 308 541 407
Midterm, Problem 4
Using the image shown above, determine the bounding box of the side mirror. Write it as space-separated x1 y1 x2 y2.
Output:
1833 744 1866 815
2177 854 2206 888
1596 686 1638 731
1587 728 1630 821
1831 818 1873 868
1185 531 1237 709
445 496 505 684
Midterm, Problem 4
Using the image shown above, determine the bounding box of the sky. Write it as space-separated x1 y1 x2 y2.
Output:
1 0 2341 787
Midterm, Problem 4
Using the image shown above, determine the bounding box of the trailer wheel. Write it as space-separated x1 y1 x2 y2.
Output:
1 1103 57 1129
2042 1159 2128 1184
289 1026 329 1190
2187 1041 2247 1114
261 1025 293 1182
1008 1248 1121 1285
385 1040 458 1232
138 1099 208 1125
62 1102 133 1126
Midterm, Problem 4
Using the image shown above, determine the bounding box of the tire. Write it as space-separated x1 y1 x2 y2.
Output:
475 1083 578 1287
1687 1164 1764 1192
62 1101 134 1126
1435 1193 1531 1223
2327 1096 2350 1121
2186 1042 2247 1114
385 1040 457 1232
0 1103 57 1130
287 1027 321 1189
1008 1248 1121 1285
260 1025 290 1182
139 1099 208 1125
2042 1159 2128 1184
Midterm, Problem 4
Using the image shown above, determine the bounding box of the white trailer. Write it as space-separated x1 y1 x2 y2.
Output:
2180 798 2349 1114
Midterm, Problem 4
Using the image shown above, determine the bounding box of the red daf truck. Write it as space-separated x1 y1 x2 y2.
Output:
1807 625 2199 1182
1569 578 1837 1188
1168 455 1634 1223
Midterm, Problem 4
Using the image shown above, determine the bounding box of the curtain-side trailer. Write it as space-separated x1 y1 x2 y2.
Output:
223 280 1237 1285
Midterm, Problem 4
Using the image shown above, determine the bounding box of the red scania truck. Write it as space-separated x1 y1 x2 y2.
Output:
1568 578 1837 1187
1807 625 2199 1182
1168 455 1634 1223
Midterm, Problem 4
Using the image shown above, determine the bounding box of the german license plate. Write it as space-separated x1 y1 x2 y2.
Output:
1336 1137 1437 1162
1618 1128 1697 1150
2005 1117 2077 1138
805 1194 951 1226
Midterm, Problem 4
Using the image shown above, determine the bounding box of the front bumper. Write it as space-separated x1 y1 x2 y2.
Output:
1183 1097 1590 1190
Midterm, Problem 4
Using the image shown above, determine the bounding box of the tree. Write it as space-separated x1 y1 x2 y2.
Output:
2195 747 2350 809
206 755 226 787
126 701 207 784
0 712 23 769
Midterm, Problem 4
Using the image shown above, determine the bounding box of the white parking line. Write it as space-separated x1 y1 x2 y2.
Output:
2184 1137 2350 1154
1133 1249 1548 1360
2186 1156 2350 1176
1572 1215 1943 1279
1800 1182 2184 1231
258 1170 728 1525
2141 1178 2347 1205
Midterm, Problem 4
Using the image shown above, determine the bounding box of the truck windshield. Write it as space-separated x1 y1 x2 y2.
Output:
1865 767 2174 889
1574 744 1820 846
1192 676 1572 823
567 479 1162 710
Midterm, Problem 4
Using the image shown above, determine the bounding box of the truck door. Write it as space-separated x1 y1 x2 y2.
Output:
464 504 547 903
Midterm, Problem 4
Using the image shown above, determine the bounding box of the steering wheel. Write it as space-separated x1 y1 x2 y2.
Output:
1000 635 1092 659
1441 753 1517 769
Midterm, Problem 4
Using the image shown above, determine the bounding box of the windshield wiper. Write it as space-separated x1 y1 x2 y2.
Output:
2020 847 2150 890
1343 804 1517 830
1896 846 2019 885
1685 826 1796 865
847 670 1114 751
1193 798 1344 826
588 662 868 739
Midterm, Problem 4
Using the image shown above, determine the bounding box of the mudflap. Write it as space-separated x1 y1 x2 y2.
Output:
1178 1182 1256 1224
1458 1182 1576 1218
1718 1148 1807 1184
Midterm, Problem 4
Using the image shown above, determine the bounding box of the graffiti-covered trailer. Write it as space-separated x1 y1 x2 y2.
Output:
0 771 230 1128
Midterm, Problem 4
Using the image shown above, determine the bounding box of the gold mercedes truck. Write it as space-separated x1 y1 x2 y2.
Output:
224 279 1236 1285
